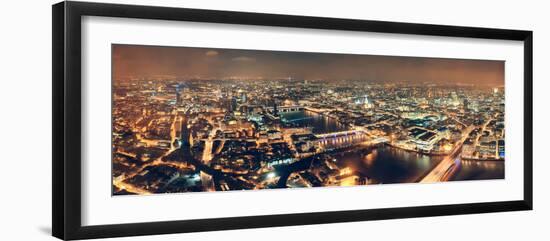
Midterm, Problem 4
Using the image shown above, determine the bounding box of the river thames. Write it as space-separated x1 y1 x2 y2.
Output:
280 110 504 184
281 110 347 134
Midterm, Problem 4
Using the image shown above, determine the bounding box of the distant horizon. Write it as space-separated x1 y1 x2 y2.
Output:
114 76 505 88
111 43 506 195
113 44 505 87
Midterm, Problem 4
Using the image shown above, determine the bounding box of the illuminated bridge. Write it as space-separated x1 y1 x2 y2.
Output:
314 130 372 149
265 105 304 113
420 125 475 183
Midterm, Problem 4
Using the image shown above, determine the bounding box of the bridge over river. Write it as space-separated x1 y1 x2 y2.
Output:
420 125 475 183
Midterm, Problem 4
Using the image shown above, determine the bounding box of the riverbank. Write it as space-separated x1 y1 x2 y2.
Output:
387 142 504 162
385 142 449 156
461 157 505 161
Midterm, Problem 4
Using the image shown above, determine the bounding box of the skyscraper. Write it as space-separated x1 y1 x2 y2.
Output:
175 85 181 105
230 96 238 112
498 139 505 159
273 102 279 117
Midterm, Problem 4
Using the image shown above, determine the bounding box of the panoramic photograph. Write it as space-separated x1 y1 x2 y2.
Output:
111 44 505 195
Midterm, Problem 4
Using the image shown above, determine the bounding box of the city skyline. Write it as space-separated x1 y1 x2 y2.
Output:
112 44 505 195
113 44 504 86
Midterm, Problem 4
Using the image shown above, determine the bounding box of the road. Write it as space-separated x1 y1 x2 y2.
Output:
200 130 216 191
169 115 181 150
113 174 152 195
473 118 493 148
202 139 214 162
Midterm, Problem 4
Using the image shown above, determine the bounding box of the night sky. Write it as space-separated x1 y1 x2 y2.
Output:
113 44 504 86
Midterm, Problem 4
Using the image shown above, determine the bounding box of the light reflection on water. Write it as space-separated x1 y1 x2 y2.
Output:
280 110 346 134
337 146 504 184
337 145 443 184
282 110 505 183
451 160 504 181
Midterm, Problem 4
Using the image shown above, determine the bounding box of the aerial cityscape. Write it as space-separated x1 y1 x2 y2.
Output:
112 44 505 195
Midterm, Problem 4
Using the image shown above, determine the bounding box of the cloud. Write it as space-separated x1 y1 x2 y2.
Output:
205 50 219 57
231 56 256 62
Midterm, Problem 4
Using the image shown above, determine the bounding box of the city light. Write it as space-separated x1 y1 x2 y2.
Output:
111 45 505 195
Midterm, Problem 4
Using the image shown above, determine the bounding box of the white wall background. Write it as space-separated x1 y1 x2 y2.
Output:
0 0 547 240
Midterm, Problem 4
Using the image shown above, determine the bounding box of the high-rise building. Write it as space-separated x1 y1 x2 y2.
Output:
273 102 279 117
230 97 238 112
175 90 181 105
175 84 186 106
180 117 193 159
498 139 505 159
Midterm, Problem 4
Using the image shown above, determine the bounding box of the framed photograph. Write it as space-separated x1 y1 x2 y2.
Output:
52 1 533 240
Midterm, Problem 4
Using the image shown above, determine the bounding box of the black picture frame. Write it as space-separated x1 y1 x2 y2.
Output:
52 1 533 240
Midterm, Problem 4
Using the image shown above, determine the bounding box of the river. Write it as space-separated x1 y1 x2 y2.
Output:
335 145 443 184
450 159 504 181
280 110 347 134
280 110 504 184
